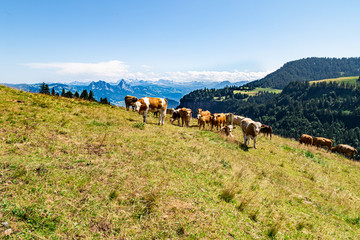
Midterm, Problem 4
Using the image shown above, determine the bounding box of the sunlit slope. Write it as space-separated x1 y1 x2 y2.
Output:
0 85 359 239
310 76 358 85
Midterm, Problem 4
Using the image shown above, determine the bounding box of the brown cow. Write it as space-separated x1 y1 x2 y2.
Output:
260 125 272 139
134 97 167 125
313 137 333 152
331 144 358 159
241 118 263 149
179 108 193 127
124 95 138 111
197 109 211 127
211 113 226 131
299 134 313 146
198 115 212 130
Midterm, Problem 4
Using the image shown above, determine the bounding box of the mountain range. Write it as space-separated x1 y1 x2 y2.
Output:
2 79 248 108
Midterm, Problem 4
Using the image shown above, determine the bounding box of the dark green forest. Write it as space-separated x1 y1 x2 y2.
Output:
246 57 360 89
239 81 360 157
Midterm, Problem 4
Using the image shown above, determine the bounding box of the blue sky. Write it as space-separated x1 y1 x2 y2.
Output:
1 0 360 84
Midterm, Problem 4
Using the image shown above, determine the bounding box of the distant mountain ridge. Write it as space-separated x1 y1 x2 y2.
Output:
2 79 249 108
246 57 360 89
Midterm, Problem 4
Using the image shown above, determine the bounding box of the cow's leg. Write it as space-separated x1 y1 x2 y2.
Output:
143 114 147 123
160 111 166 125
126 103 129 111
254 137 257 149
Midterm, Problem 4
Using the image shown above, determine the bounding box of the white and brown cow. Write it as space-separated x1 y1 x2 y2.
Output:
232 115 246 126
241 118 263 149
134 97 167 125
220 125 235 138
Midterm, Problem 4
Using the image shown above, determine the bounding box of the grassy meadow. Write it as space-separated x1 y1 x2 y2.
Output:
233 87 282 96
310 76 359 86
1 85 360 239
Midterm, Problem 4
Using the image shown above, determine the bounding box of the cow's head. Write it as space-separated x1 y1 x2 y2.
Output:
134 101 141 112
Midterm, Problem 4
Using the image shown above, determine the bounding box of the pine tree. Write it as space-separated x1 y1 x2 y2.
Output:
51 87 55 96
80 90 88 99
61 88 66 97
74 91 79 98
88 90 95 101
39 82 50 94
65 91 73 98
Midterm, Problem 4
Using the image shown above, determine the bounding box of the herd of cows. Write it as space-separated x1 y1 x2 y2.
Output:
125 95 358 159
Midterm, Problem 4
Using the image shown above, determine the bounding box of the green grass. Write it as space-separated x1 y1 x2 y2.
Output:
234 87 282 96
1 85 360 239
310 76 359 86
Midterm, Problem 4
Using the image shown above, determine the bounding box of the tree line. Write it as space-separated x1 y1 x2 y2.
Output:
39 82 110 105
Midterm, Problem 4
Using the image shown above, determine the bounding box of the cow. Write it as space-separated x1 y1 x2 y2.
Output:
124 95 138 111
166 108 175 115
241 118 263 149
197 108 211 127
260 125 272 139
220 125 235 138
179 108 193 127
232 115 246 126
198 115 212 130
134 97 167 125
211 113 226 131
331 144 358 159
313 137 333 152
170 109 181 126
225 113 234 126
299 134 313 146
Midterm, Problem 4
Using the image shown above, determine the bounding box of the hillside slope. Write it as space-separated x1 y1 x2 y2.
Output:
246 57 360 89
1 86 360 239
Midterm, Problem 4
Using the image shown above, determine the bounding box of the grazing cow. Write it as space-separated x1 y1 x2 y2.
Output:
134 97 167 125
198 115 212 130
299 134 313 146
220 125 235 138
260 125 272 139
241 118 263 149
225 113 234 125
331 144 358 159
179 108 193 127
313 137 333 152
232 115 246 126
170 109 181 126
124 95 138 111
211 113 226 131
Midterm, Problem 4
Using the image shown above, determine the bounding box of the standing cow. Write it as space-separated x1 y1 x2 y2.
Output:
179 108 193 127
134 97 167 125
124 95 138 111
211 113 226 131
313 137 333 152
260 125 272 140
299 134 313 146
241 118 263 149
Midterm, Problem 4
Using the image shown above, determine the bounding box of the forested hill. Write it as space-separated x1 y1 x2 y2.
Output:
238 80 360 158
246 57 360 89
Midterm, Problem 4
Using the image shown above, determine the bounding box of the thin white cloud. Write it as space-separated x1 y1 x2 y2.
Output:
25 60 270 83
26 60 129 77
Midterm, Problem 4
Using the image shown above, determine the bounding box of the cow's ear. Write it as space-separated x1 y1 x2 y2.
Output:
261 124 265 128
